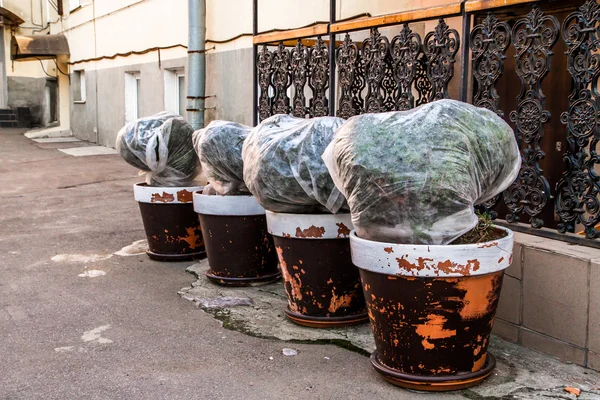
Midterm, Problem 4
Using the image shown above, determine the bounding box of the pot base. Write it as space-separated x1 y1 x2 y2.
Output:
284 306 369 328
204 270 281 287
370 351 496 392
146 250 206 262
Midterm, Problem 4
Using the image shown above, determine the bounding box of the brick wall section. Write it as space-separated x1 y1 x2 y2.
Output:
492 232 600 371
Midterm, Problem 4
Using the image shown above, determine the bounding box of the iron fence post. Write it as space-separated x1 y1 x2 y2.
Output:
459 3 470 103
252 0 258 126
329 0 336 116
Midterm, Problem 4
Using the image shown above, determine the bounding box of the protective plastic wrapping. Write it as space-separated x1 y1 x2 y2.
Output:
243 114 346 213
116 111 200 187
323 99 521 245
193 120 250 195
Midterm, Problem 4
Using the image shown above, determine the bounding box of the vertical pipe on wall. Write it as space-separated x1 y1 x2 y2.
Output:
187 0 206 130
328 0 336 116
252 0 258 126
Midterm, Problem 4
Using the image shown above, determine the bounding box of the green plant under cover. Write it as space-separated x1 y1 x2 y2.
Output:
243 114 347 213
193 120 250 195
451 212 506 245
116 112 200 187
323 99 521 245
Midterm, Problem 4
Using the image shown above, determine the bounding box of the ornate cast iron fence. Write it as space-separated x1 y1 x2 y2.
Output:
252 0 600 248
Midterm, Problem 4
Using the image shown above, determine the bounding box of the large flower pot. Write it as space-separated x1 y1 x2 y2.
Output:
134 183 206 261
266 211 368 328
350 227 514 391
193 193 280 286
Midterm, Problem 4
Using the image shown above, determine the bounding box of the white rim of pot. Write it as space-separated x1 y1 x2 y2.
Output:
350 227 514 277
133 183 204 204
193 192 266 216
265 210 354 239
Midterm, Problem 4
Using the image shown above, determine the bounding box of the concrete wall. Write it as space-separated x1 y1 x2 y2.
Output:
205 48 253 127
493 232 600 372
7 76 48 126
70 56 187 147
3 1 61 127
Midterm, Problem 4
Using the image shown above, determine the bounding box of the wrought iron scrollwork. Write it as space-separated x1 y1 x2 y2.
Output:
555 0 600 238
382 60 397 111
337 34 359 118
470 14 512 215
415 54 432 106
470 14 511 115
272 43 291 115
257 45 273 122
362 28 390 113
390 24 422 111
503 7 559 228
290 40 309 118
309 37 329 117
424 18 459 101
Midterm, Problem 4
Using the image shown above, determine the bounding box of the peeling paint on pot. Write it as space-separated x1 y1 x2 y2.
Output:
134 183 206 261
133 183 203 204
351 228 514 391
266 211 353 240
268 212 367 328
350 227 513 278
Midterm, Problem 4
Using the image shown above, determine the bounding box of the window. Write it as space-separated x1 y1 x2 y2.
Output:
72 70 86 103
125 72 141 122
178 75 185 116
164 69 185 116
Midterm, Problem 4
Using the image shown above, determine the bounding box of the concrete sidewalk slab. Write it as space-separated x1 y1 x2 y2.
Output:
31 137 81 143
24 126 73 139
59 146 118 156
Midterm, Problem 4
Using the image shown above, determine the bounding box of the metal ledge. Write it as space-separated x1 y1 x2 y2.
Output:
253 24 329 45
330 3 463 33
11 34 70 61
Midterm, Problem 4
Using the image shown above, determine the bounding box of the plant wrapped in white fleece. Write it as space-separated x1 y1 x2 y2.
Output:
242 114 347 214
192 120 251 195
323 99 521 245
116 111 200 187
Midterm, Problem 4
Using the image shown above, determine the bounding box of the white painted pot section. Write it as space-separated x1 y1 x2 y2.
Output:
133 183 204 204
193 192 266 216
350 227 514 278
266 211 354 239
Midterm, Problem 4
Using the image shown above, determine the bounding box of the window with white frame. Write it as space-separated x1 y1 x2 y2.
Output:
125 72 141 123
72 70 86 102
164 69 186 116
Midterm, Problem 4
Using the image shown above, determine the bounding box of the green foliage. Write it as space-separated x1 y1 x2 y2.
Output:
193 121 250 195
327 100 521 244
243 114 347 213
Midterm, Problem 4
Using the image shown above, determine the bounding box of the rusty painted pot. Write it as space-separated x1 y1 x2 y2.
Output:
350 227 514 391
266 211 368 328
193 193 280 286
134 183 206 261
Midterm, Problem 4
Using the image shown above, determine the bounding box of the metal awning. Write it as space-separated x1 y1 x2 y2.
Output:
11 34 70 61
0 7 25 26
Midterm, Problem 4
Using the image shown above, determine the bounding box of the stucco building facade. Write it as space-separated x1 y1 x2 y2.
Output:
3 0 457 144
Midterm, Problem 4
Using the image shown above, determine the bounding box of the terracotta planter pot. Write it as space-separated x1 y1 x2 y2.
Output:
266 211 368 328
350 227 514 391
193 193 280 286
134 183 206 261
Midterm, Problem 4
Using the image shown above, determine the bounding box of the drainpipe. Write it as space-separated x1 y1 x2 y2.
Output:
187 0 206 130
